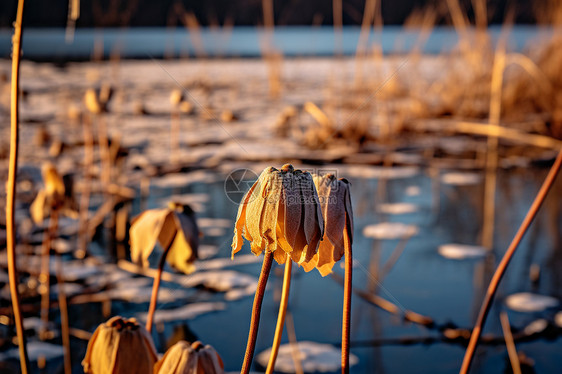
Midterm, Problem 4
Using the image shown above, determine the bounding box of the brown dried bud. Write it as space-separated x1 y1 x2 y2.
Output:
82 316 158 374
154 340 225 374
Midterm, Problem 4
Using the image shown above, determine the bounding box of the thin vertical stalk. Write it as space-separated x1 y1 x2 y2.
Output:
97 114 111 186
499 312 521 374
7 0 29 371
77 114 94 259
40 210 58 340
285 312 303 374
146 246 172 333
170 109 180 163
460 148 562 373
481 42 506 250
266 257 292 374
241 251 274 374
55 251 71 374
342 213 353 374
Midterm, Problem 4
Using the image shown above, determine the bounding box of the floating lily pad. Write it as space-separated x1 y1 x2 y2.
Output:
505 293 558 313
438 244 487 260
256 341 358 373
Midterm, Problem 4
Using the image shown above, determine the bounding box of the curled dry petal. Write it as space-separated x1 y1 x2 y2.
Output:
302 175 353 276
154 340 225 374
82 316 158 374
231 165 324 265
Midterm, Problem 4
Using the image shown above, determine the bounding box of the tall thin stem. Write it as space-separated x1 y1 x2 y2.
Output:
266 257 292 374
241 251 274 374
146 246 172 333
7 0 29 371
342 213 353 374
40 210 58 339
56 254 71 374
460 148 562 374
77 114 94 259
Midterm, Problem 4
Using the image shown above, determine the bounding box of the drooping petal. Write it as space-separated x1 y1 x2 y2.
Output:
231 180 258 258
282 171 302 249
259 170 282 254
245 169 272 255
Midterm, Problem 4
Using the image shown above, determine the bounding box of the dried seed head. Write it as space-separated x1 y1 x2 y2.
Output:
84 89 102 114
130 203 199 274
154 340 225 374
82 316 158 374
232 165 324 265
301 173 353 276
170 89 184 106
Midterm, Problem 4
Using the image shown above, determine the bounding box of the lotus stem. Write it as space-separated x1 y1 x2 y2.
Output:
7 0 29 371
40 209 58 340
266 257 292 374
460 148 562 374
342 212 353 374
241 251 274 374
146 245 172 333
77 114 94 259
171 108 180 163
56 255 72 374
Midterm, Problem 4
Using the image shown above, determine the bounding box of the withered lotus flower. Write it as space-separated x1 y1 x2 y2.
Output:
30 162 77 223
130 202 199 274
82 316 158 374
231 164 324 265
302 174 354 276
154 340 225 374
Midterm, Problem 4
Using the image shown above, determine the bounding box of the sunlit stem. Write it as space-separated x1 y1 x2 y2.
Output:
342 213 353 374
241 251 274 374
40 209 58 340
460 148 562 374
146 244 172 333
7 0 29 370
77 114 94 258
266 257 292 374
55 255 72 374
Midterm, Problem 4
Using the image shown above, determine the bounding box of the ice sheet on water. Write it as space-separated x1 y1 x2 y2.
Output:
196 254 261 271
378 203 418 215
256 341 358 373
137 302 226 324
363 222 418 240
101 286 191 303
176 270 257 293
340 165 419 180
438 244 487 260
441 172 481 186
505 292 559 313
151 171 218 188
523 319 548 335
0 341 63 362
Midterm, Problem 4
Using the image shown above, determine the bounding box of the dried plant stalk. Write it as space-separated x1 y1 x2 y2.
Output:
146 245 172 333
241 251 274 374
266 258 292 374
6 0 30 371
56 256 72 374
499 312 521 374
341 213 352 374
460 148 562 373
482 35 507 250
